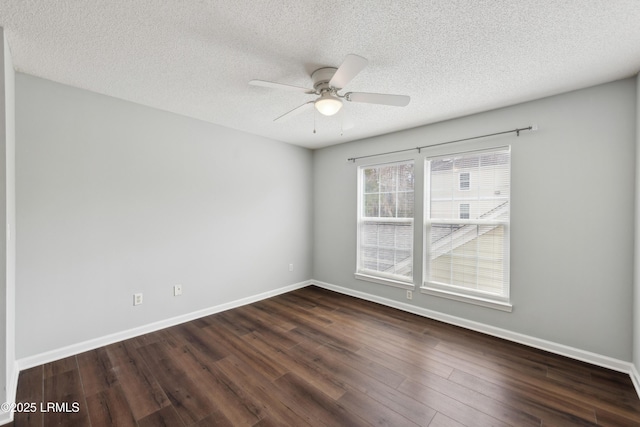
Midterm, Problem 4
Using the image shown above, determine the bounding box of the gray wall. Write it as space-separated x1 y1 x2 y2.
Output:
314 78 636 361
16 74 313 359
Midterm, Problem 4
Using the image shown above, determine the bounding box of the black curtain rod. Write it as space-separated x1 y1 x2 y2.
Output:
347 126 535 163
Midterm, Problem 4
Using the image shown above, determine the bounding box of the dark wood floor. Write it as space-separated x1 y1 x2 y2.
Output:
8 286 640 426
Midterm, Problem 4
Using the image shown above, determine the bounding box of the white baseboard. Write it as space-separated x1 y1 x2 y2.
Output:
0 412 11 426
0 362 20 424
16 280 311 372
310 280 635 376
631 364 640 397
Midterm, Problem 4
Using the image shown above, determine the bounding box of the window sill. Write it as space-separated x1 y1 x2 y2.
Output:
355 273 414 290
420 286 513 312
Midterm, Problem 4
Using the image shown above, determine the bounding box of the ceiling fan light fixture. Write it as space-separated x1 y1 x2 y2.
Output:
314 93 343 116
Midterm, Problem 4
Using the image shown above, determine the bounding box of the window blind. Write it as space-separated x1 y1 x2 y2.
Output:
358 161 414 282
425 148 510 300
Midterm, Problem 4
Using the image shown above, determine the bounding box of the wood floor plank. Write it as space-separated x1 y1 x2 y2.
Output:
13 366 43 427
408 366 541 426
360 380 438 427
43 356 77 379
135 342 225 425
105 340 171 420
329 307 441 354
85 385 137 427
137 405 185 427
242 330 346 400
357 343 454 380
273 372 369 426
77 347 118 396
595 406 640 427
428 412 467 427
282 289 339 315
202 320 289 382
9 285 640 426
444 341 640 423
214 309 256 336
242 301 299 331
313 340 407 390
398 377 518 427
193 408 235 427
168 321 230 361
215 354 312 426
43 369 91 427
259 298 338 336
434 340 550 382
449 368 600 425
337 389 422 427
169 343 269 426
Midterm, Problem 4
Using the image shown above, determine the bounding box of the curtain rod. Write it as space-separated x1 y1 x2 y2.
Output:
346 125 536 163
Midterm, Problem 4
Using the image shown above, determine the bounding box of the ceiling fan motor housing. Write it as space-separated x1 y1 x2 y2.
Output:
312 67 338 92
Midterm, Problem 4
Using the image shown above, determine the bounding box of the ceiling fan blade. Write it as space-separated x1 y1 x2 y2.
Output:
329 54 368 89
274 101 314 122
249 80 315 94
345 92 410 107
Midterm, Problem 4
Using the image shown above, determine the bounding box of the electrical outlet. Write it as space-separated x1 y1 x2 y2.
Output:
133 293 143 306
289 263 294 272
174 284 183 296
406 290 413 300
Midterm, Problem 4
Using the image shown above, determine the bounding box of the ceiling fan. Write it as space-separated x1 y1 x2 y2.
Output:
249 54 410 123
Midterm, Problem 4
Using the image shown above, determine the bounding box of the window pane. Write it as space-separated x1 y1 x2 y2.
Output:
459 203 470 219
364 194 379 217
426 148 510 299
380 193 396 217
379 166 397 193
362 247 379 271
397 192 414 218
358 160 414 284
364 168 379 193
398 163 414 191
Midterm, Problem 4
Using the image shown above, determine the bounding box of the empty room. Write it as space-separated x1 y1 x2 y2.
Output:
1 1 640 426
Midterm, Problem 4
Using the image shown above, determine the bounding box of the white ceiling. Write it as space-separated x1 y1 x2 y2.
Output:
1 1 640 149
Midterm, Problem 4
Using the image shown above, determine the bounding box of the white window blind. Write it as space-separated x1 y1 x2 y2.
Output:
357 160 414 284
424 148 510 302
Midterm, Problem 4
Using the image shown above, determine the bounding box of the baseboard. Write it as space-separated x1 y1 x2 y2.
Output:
631 364 640 398
0 411 11 426
0 361 20 425
16 280 311 372
311 280 635 376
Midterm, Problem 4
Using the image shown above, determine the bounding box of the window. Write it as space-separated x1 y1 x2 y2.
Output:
356 160 414 287
459 203 470 219
424 148 511 310
459 172 470 190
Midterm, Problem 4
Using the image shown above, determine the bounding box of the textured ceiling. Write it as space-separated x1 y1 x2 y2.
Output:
1 1 640 149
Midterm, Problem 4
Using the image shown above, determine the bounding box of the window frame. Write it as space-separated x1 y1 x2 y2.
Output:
355 159 415 290
422 147 512 312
